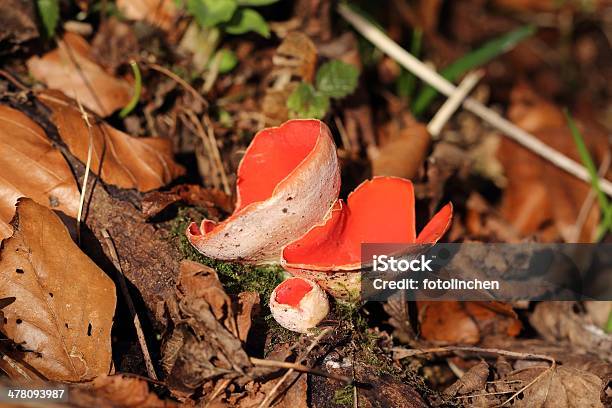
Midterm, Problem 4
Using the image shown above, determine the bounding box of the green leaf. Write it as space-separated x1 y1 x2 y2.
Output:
119 61 142 118
37 0 60 38
565 111 612 240
412 25 535 116
237 0 280 5
215 49 238 73
316 60 359 99
187 0 237 28
224 8 270 38
287 83 330 119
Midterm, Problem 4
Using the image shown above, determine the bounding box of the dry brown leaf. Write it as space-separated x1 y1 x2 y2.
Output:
529 302 612 361
371 122 431 180
69 374 177 407
499 83 609 242
418 301 521 345
0 198 116 382
162 260 255 395
27 32 132 117
275 32 318 82
508 366 604 408
0 104 79 241
116 0 178 31
141 184 233 220
39 91 185 192
443 360 489 396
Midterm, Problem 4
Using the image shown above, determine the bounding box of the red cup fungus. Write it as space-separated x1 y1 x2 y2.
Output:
269 277 330 333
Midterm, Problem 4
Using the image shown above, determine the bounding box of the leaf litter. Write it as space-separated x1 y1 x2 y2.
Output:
0 0 611 406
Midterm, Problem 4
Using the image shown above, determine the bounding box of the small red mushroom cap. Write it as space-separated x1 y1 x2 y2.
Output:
269 277 330 333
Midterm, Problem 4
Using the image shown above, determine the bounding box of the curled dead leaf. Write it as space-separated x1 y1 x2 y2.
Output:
39 91 185 192
0 104 79 240
162 260 259 395
27 32 132 117
187 119 340 264
0 199 116 382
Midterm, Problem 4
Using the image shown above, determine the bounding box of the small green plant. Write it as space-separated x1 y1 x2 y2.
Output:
287 60 360 119
412 25 535 116
36 0 59 38
119 61 142 118
185 0 277 38
566 111 612 240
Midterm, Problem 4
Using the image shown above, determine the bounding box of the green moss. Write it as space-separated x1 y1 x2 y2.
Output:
333 385 354 407
169 207 284 304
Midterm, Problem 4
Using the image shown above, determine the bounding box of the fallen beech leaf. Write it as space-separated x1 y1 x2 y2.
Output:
499 83 609 242
27 32 132 117
70 374 177 407
418 301 521 345
39 91 185 192
529 302 612 361
275 32 318 82
116 0 178 31
187 119 340 264
0 199 116 381
508 366 604 408
0 104 79 240
443 360 489 396
371 122 431 180
282 177 452 299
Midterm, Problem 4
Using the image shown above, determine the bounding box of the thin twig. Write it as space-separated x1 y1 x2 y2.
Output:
204 378 232 408
203 115 231 195
250 357 352 384
101 229 158 381
427 70 483 138
74 97 94 246
338 4 612 196
1 353 32 382
147 62 209 107
259 329 332 408
0 69 29 92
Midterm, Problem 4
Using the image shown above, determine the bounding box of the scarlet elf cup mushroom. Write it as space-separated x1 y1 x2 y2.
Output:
187 119 340 263
269 277 330 333
187 119 453 331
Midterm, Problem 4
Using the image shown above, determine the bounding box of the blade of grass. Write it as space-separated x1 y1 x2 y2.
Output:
119 60 142 118
565 111 612 240
396 28 422 100
412 25 535 116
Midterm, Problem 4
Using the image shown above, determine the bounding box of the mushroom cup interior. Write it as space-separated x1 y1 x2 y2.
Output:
282 177 452 271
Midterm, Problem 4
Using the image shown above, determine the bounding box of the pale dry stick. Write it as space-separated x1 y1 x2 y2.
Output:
250 357 352 384
101 229 158 381
259 328 332 408
203 115 232 195
204 378 232 408
147 62 209 108
571 151 611 242
1 354 32 382
338 4 612 197
74 97 94 246
335 116 353 155
393 346 555 407
427 70 483 139
182 109 223 191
